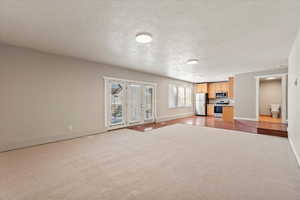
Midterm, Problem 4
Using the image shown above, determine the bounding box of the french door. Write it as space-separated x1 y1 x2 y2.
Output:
143 86 154 121
107 80 126 127
127 83 143 124
105 78 156 129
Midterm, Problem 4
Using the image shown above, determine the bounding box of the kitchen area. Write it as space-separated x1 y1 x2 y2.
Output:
195 77 234 122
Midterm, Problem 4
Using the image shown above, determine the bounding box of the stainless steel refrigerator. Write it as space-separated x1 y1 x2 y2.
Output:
195 93 207 116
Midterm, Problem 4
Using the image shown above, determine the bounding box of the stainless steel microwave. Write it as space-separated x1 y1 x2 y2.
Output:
216 92 227 98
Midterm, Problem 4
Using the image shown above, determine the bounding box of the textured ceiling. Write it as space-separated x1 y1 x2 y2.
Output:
0 0 300 82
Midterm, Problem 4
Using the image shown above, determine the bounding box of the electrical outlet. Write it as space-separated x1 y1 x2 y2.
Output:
68 125 73 131
294 78 298 87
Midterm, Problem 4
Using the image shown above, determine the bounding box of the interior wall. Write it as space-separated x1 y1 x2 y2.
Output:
0 44 194 152
288 29 300 166
259 79 282 116
234 68 288 120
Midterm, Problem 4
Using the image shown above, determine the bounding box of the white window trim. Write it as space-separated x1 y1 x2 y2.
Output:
168 84 193 108
177 86 186 108
185 87 193 107
168 84 178 109
104 76 157 86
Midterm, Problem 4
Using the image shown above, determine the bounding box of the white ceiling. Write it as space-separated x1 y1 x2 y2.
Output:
0 0 299 83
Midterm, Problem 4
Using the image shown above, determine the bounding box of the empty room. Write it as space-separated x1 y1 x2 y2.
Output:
1 1 300 199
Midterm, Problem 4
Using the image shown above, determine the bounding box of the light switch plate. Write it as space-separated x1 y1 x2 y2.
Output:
294 78 298 87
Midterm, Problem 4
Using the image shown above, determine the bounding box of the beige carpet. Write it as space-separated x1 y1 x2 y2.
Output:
0 124 300 200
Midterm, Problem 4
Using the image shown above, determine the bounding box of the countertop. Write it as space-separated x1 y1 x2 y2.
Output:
209 104 234 107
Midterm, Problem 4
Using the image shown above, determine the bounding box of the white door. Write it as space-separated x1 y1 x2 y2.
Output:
105 78 156 129
127 83 143 124
107 80 126 128
143 86 154 122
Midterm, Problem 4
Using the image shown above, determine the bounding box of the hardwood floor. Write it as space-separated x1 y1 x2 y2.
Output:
259 115 282 123
128 116 288 137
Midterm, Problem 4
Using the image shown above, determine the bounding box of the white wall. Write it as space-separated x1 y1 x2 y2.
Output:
288 29 300 166
0 44 194 152
259 79 282 116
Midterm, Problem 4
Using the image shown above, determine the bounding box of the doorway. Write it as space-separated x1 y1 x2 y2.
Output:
104 77 156 129
255 74 288 124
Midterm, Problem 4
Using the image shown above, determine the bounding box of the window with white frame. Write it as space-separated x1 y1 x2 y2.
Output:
185 87 192 107
168 85 192 108
168 85 178 108
177 86 185 107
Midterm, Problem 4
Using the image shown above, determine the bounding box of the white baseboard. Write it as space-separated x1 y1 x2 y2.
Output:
156 112 194 122
289 137 300 168
234 117 258 121
0 129 105 153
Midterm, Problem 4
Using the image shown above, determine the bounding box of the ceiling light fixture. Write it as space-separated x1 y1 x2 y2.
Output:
186 59 199 65
136 33 153 43
266 77 277 80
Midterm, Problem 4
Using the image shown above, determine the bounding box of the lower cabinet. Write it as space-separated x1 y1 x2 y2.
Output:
207 104 215 116
223 106 234 122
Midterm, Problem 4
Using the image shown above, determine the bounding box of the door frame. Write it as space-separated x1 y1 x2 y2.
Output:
104 76 157 130
255 73 288 123
143 85 156 122
127 82 143 125
104 79 127 129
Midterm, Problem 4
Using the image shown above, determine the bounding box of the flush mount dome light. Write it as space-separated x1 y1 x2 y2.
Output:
186 59 199 65
136 33 153 43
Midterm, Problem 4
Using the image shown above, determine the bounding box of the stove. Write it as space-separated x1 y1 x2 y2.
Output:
214 99 230 117
215 99 230 105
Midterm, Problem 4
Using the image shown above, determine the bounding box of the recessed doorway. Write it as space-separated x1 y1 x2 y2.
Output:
255 74 288 124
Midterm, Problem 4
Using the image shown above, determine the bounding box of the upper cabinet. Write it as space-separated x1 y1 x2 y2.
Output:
214 82 221 93
228 77 234 99
195 83 208 93
208 83 216 99
195 77 234 99
208 82 228 98
222 82 229 93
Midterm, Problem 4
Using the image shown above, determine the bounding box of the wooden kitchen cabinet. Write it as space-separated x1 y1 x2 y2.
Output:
208 83 216 99
206 80 232 99
223 106 234 122
222 82 229 93
219 82 224 92
195 83 208 93
228 77 234 99
214 83 221 93
207 104 215 116
216 82 228 93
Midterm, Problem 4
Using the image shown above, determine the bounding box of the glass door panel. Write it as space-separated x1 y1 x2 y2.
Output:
144 86 154 121
127 84 142 124
109 81 125 126
105 78 156 129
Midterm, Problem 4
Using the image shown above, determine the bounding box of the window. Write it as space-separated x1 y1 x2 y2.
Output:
168 85 178 108
185 87 192 107
168 85 192 108
178 86 185 107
